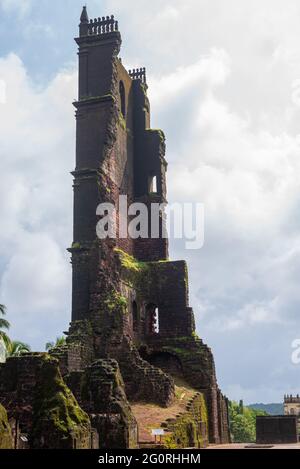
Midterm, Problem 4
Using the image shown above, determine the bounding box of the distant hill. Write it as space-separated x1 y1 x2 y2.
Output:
248 403 284 415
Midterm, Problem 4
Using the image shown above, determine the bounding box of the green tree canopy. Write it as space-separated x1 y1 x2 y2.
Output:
229 401 268 443
0 305 11 350
6 341 31 358
45 336 66 351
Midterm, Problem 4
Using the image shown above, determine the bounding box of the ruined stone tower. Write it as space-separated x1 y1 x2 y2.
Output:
0 6 230 450
63 6 230 446
0 7 230 449
70 7 168 324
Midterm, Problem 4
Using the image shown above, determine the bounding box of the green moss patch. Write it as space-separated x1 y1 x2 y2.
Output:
164 393 208 449
114 248 151 291
31 355 90 448
131 379 208 448
79 94 116 103
105 291 128 313
145 128 165 144
0 403 13 449
118 112 127 131
71 242 81 250
115 248 147 274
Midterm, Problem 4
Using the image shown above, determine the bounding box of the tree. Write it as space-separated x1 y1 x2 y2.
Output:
6 341 31 357
239 399 244 414
0 304 11 350
229 401 267 443
45 336 66 351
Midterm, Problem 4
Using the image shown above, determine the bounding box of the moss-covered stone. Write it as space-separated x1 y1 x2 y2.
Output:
0 403 13 449
78 94 116 103
83 359 138 449
31 355 91 449
145 128 165 144
105 290 128 314
114 247 181 297
115 248 142 271
71 242 82 250
118 112 127 131
164 393 209 449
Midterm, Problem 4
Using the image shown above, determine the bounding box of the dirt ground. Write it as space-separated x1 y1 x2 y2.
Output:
131 378 198 443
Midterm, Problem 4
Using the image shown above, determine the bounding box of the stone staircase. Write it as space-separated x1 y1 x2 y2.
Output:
131 381 206 448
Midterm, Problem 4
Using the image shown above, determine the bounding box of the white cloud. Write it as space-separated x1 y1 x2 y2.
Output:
23 22 54 39
2 0 300 401
0 0 32 17
224 383 284 405
0 53 76 348
149 48 231 107
213 299 283 331
1 233 69 315
132 2 300 400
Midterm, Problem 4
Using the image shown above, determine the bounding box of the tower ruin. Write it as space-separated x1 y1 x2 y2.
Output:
64 6 230 446
0 6 230 449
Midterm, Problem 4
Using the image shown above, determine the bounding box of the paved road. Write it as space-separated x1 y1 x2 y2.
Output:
208 443 300 450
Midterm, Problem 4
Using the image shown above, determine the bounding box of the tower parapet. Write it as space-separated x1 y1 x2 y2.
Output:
284 394 300 403
87 16 119 36
79 7 119 37
129 68 147 84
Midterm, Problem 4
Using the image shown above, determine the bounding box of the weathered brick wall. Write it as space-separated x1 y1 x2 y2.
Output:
162 392 209 449
140 336 230 444
64 237 175 408
110 337 175 406
217 389 231 444
71 18 170 324
66 359 138 448
0 354 92 449
116 252 195 339
132 80 169 262
50 320 95 377
140 261 194 338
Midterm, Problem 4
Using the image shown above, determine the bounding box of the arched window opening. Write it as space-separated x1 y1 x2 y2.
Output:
146 303 159 334
119 81 126 118
132 301 138 333
149 175 158 194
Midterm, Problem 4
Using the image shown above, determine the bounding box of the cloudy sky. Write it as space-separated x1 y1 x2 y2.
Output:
1 0 300 404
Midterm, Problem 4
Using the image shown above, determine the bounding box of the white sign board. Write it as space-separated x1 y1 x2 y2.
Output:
151 429 165 436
